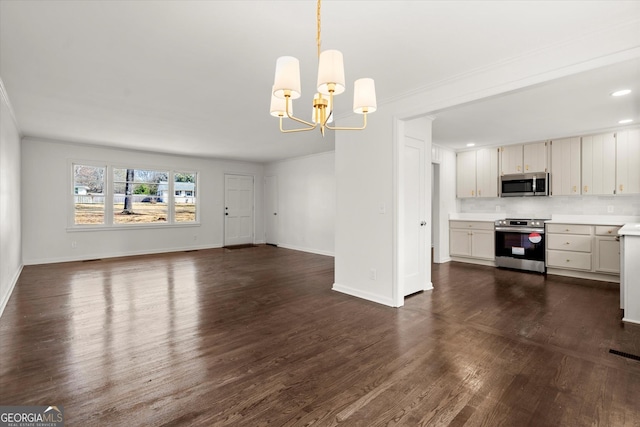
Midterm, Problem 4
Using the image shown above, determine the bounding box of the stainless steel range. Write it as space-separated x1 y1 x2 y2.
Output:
494 218 549 273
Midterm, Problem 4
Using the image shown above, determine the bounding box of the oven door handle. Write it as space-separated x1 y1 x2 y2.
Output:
495 227 545 233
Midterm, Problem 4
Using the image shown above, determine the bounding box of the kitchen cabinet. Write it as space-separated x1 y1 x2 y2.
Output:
456 151 476 198
546 222 620 281
500 144 523 175
547 224 592 271
582 132 616 195
615 129 640 195
594 225 621 274
449 221 494 262
456 148 498 198
523 141 548 173
550 137 581 196
500 141 547 175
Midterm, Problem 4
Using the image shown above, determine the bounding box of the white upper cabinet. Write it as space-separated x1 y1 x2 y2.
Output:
523 141 548 173
582 132 616 195
616 129 640 195
456 150 477 198
456 148 498 198
500 145 523 175
500 142 547 175
476 148 498 198
550 137 581 196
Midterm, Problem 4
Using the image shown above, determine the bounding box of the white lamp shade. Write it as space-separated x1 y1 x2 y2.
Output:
353 78 377 114
270 87 290 117
273 56 301 99
317 50 345 95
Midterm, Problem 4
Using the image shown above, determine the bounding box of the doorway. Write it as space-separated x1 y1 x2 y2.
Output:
224 174 254 246
264 175 278 245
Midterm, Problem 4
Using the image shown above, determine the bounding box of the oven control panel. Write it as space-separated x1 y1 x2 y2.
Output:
495 219 547 227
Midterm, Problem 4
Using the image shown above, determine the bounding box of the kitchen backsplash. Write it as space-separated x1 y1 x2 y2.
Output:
459 195 640 218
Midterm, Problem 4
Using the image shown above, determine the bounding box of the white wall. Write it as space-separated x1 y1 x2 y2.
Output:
264 152 335 256
21 137 264 264
0 84 22 316
334 106 396 306
334 22 639 307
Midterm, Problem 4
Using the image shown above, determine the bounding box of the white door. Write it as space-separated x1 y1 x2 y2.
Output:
224 174 254 246
403 136 427 296
264 175 278 245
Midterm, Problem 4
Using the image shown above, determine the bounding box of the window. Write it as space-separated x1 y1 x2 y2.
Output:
113 168 168 224
71 164 198 228
73 164 105 225
174 172 197 223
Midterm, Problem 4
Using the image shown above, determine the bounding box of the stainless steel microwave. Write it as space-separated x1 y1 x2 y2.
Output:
499 172 549 197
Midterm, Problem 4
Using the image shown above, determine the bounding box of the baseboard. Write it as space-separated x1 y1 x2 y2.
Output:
450 256 496 267
277 243 334 257
332 282 396 307
546 268 620 283
23 244 225 265
0 264 23 319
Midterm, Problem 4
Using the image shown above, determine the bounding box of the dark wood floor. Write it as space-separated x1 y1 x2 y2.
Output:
1 246 639 426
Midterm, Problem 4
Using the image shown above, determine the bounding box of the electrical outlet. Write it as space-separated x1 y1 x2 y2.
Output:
369 269 377 280
71 241 77 249
607 205 614 213
495 205 501 212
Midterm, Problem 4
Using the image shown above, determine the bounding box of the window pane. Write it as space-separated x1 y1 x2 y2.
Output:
174 172 197 222
74 164 105 225
113 168 168 224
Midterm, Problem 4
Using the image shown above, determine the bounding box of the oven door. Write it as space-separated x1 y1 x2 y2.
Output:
495 227 545 261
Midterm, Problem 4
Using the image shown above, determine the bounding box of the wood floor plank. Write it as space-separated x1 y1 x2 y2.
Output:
1 247 639 426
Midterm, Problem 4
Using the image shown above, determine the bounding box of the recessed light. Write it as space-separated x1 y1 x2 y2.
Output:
618 119 633 124
466 143 475 147
611 89 632 97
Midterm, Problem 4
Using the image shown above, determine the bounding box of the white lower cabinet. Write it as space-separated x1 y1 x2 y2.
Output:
594 226 621 274
449 221 495 264
546 223 620 281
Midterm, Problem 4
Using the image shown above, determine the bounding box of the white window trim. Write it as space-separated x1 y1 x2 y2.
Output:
69 160 200 230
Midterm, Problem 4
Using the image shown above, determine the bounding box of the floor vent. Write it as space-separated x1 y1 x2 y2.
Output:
82 259 102 262
609 349 640 362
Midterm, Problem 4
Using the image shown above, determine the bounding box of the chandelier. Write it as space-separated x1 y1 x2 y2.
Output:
269 0 377 136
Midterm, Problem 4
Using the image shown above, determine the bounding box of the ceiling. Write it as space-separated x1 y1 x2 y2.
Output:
1 1 639 162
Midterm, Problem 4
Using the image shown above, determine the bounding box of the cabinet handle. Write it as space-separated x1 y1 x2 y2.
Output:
526 165 529 171
517 166 521 172
572 186 577 193
584 185 588 193
471 190 474 196
620 184 624 192
478 189 481 196
565 228 570 232
566 259 571 263
608 230 612 234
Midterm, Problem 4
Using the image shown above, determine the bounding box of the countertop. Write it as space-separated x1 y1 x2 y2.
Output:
448 213 640 225
547 215 640 226
619 223 640 236
449 213 506 221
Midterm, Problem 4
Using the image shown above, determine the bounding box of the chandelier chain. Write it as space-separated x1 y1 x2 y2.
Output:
316 0 321 59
